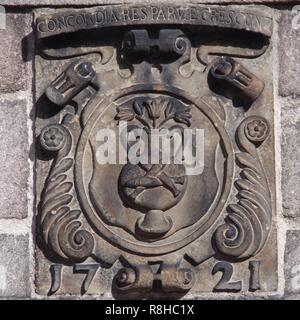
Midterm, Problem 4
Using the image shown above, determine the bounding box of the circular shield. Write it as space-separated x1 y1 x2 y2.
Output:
75 85 234 255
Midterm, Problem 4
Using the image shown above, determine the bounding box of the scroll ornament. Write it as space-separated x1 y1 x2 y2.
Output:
39 123 94 262
213 116 271 260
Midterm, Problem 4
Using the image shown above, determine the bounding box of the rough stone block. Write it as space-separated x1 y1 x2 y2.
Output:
281 101 300 217
0 234 30 298
279 11 300 97
284 231 300 294
0 13 32 93
0 98 29 219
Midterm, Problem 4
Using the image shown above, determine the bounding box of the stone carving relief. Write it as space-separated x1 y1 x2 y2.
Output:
34 4 277 298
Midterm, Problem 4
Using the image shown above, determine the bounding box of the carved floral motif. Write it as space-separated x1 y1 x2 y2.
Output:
245 117 269 142
40 125 66 151
116 98 192 129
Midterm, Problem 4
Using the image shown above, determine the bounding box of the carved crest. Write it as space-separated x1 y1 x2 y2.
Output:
35 4 276 298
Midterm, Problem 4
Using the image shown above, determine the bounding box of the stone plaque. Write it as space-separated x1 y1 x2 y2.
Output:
34 4 277 298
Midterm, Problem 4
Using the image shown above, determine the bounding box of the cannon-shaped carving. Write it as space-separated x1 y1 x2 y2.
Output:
45 60 97 106
210 57 265 102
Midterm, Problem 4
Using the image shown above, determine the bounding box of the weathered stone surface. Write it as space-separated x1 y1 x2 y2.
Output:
35 4 277 298
0 13 32 93
284 231 300 294
281 101 300 217
0 0 293 5
279 11 300 97
0 98 29 219
0 234 30 298
35 5 273 39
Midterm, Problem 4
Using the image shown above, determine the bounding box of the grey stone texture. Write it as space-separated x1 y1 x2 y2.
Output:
279 11 300 97
0 13 32 93
0 0 293 6
285 231 300 295
0 98 29 219
0 234 30 298
281 100 300 217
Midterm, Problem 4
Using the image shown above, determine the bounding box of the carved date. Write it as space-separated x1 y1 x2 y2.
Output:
212 261 261 292
249 260 261 291
212 262 242 292
73 264 99 294
49 264 63 295
48 263 99 295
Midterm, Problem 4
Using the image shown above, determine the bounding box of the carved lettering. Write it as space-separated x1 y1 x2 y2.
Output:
36 5 273 39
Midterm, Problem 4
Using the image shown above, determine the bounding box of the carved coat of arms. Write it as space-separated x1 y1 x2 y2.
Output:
34 4 277 298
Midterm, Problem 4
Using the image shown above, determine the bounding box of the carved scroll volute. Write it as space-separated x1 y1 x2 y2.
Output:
113 263 195 297
160 266 195 293
121 29 191 62
39 124 94 262
213 116 271 261
113 264 154 296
